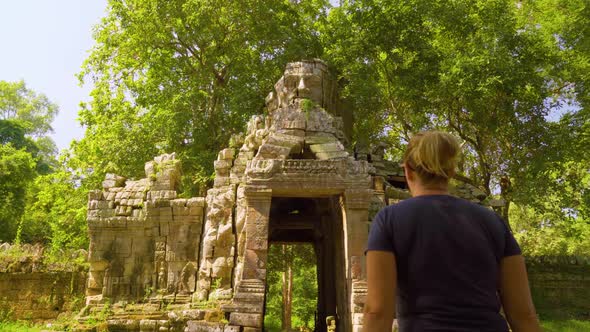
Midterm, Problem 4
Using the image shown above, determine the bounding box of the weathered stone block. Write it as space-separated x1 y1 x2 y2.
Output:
181 309 206 320
170 198 187 207
185 321 224 332
188 206 204 217
88 190 103 201
305 133 336 145
309 142 344 154
278 128 305 137
214 159 233 170
172 205 190 216
256 144 291 159
139 319 157 331
242 328 262 332
98 209 115 218
245 236 267 251
107 319 139 330
229 313 262 328
214 177 230 187
315 150 349 160
218 148 235 160
187 197 206 207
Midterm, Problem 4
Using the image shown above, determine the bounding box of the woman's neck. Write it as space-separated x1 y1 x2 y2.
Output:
410 187 449 197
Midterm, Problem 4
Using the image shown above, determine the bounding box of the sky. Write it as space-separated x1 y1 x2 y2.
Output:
0 0 108 150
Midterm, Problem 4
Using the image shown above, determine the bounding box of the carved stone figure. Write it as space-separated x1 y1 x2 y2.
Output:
177 262 196 295
241 115 267 152
327 316 337 332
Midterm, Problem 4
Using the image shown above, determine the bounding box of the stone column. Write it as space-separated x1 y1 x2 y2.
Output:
224 185 272 331
342 188 372 332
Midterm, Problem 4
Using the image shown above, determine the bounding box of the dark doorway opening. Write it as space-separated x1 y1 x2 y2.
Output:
263 197 346 332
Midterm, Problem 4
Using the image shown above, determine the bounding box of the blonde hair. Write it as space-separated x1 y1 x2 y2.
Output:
403 131 461 187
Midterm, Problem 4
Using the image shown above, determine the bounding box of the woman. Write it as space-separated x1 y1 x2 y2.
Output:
363 131 541 332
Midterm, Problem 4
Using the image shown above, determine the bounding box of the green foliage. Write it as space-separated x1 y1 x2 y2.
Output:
324 0 558 195
77 0 329 195
541 320 590 332
0 144 36 242
0 80 61 244
20 164 88 250
0 80 58 138
319 0 590 239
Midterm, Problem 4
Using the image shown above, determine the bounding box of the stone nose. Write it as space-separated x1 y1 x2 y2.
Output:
295 77 311 97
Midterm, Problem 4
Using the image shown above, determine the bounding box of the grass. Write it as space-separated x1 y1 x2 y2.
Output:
0 321 42 332
541 319 590 332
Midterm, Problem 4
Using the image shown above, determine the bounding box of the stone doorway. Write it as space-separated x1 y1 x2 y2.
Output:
264 197 347 332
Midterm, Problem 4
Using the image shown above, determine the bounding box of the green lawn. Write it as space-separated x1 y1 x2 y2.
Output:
541 319 590 332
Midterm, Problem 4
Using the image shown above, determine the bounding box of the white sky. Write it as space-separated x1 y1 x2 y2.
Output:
0 0 107 151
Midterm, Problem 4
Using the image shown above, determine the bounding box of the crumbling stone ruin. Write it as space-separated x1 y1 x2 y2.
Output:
84 60 491 332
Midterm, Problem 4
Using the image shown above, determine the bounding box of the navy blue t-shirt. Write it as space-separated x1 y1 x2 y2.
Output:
366 195 521 332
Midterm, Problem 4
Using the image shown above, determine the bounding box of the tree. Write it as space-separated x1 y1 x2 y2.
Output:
0 80 58 138
0 80 58 175
322 0 571 224
0 81 59 243
77 0 330 194
20 165 88 250
0 144 36 242
281 245 293 331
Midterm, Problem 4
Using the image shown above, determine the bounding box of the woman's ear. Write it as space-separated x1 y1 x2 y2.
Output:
403 162 413 181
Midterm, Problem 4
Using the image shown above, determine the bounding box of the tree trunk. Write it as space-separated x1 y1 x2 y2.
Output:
499 175 513 231
281 245 293 331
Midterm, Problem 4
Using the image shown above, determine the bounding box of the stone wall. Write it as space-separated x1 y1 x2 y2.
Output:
527 256 590 319
86 154 205 304
0 272 86 321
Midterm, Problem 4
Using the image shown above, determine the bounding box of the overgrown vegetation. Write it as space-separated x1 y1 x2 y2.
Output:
0 243 87 272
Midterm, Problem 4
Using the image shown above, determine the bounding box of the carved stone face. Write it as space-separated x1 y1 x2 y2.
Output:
269 60 335 111
282 69 323 102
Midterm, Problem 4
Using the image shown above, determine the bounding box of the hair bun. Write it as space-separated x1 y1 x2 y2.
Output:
403 131 461 183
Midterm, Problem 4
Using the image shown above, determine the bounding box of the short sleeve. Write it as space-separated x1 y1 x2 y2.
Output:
366 208 395 254
502 219 521 257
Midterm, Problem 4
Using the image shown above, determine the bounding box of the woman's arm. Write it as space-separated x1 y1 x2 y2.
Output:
363 250 397 332
499 255 542 332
